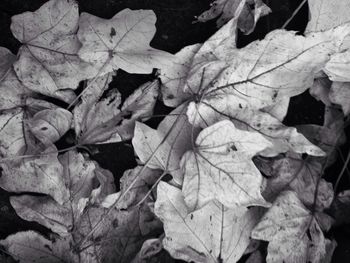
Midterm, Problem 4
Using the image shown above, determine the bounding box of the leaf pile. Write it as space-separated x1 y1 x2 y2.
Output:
0 0 349 262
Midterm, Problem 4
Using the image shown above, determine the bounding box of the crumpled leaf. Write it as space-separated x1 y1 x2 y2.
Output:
11 0 96 102
252 191 329 263
306 0 350 33
132 103 196 183
196 0 271 32
181 120 271 210
9 150 115 234
0 47 32 110
186 24 350 111
258 153 334 212
187 101 324 157
28 108 72 146
0 231 78 263
78 8 173 75
160 44 200 107
75 79 158 145
155 181 262 263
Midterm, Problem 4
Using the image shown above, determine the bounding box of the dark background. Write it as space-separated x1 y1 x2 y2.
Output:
0 0 349 262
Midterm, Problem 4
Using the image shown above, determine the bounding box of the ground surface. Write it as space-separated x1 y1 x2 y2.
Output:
0 0 349 262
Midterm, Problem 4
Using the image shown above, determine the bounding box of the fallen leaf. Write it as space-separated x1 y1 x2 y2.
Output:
329 190 350 226
28 108 72 146
0 148 67 204
0 231 78 263
252 191 328 263
76 80 158 145
196 0 271 32
11 0 96 102
9 150 115 234
181 120 271 210
155 181 262 263
186 24 350 111
259 153 334 211
186 101 324 157
160 44 200 107
132 102 195 183
78 8 173 75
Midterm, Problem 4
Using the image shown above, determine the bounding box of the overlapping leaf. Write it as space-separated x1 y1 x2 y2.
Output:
252 191 329 263
186 101 324 157
155 182 262 263
78 8 174 75
186 24 350 112
75 79 158 145
181 120 271 210
196 0 271 32
11 0 97 102
133 103 196 183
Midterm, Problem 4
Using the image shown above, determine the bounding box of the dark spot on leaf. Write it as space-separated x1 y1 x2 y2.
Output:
239 103 242 109
41 126 48 131
230 144 237 151
167 94 175 100
110 27 116 38
108 49 114 58
190 214 194 220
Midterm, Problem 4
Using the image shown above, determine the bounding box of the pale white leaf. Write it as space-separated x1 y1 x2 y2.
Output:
181 120 271 210
78 9 174 74
155 182 262 263
11 0 97 102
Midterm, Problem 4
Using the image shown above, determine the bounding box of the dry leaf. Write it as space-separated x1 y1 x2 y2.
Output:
11 0 96 102
196 0 271 32
186 101 324 157
76 80 158 145
252 191 328 263
155 182 262 263
186 24 350 111
9 150 115 234
78 8 173 74
181 120 271 210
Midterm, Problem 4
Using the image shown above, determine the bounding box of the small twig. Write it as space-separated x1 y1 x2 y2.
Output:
281 0 308 29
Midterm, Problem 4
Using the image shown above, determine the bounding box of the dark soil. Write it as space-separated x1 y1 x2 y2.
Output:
0 0 349 262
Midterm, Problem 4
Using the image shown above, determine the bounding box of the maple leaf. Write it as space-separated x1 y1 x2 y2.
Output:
10 0 96 102
186 24 350 112
155 181 263 263
0 47 32 111
181 120 271 210
252 191 330 263
196 0 271 33
75 78 159 145
78 8 174 75
9 150 115 234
